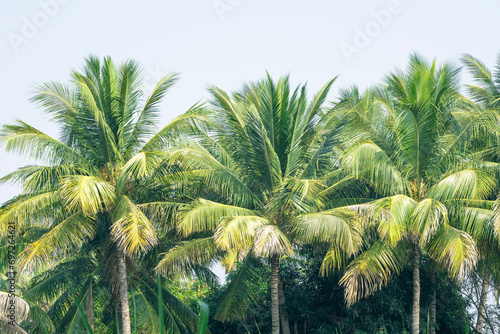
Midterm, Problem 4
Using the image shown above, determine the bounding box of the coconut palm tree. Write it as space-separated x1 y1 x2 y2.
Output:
0 56 210 333
456 52 500 333
156 75 366 334
335 54 485 334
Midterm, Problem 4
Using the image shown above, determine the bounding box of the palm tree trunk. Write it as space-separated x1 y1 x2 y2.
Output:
278 276 291 334
86 278 94 332
476 271 489 334
429 265 436 334
270 255 280 334
411 243 420 334
118 250 131 334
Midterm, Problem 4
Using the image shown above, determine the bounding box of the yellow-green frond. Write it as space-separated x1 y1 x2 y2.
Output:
426 225 478 280
252 225 293 258
156 237 218 276
0 119 84 164
178 199 255 237
492 197 500 238
18 213 96 272
214 216 268 251
0 191 62 236
458 207 493 244
1 164 88 194
141 102 213 152
111 195 158 257
340 240 407 307
60 175 115 216
348 141 406 196
319 244 347 275
428 169 495 202
118 151 165 186
221 250 240 273
166 143 260 207
295 209 361 255
411 199 448 246
373 195 417 245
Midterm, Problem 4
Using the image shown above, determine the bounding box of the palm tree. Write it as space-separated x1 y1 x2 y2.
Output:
457 52 500 333
156 75 365 334
0 56 210 333
335 54 485 334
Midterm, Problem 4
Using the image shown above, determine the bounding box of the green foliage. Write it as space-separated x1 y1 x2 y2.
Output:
205 261 271 334
205 247 473 334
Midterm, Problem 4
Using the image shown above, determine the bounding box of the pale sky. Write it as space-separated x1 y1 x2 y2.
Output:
1 0 499 203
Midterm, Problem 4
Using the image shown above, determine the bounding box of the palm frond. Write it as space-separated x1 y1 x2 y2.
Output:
214 216 268 251
111 195 158 257
72 71 121 163
426 224 478 280
30 80 78 126
1 164 90 193
0 120 84 164
410 199 448 246
156 237 219 276
165 142 260 207
340 240 407 307
117 151 165 190
348 141 407 196
214 256 262 322
126 73 179 153
295 208 361 255
462 54 499 107
60 175 115 216
372 195 417 245
428 169 495 202
0 191 62 235
177 199 255 237
252 224 292 257
319 244 348 275
18 213 96 272
142 103 212 152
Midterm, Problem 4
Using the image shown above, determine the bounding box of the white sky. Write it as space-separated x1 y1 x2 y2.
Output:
1 0 499 203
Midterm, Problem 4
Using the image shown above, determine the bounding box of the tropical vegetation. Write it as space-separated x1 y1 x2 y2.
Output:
1 52 500 333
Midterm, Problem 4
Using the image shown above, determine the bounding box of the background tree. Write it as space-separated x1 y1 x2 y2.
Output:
205 245 474 334
451 52 500 333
